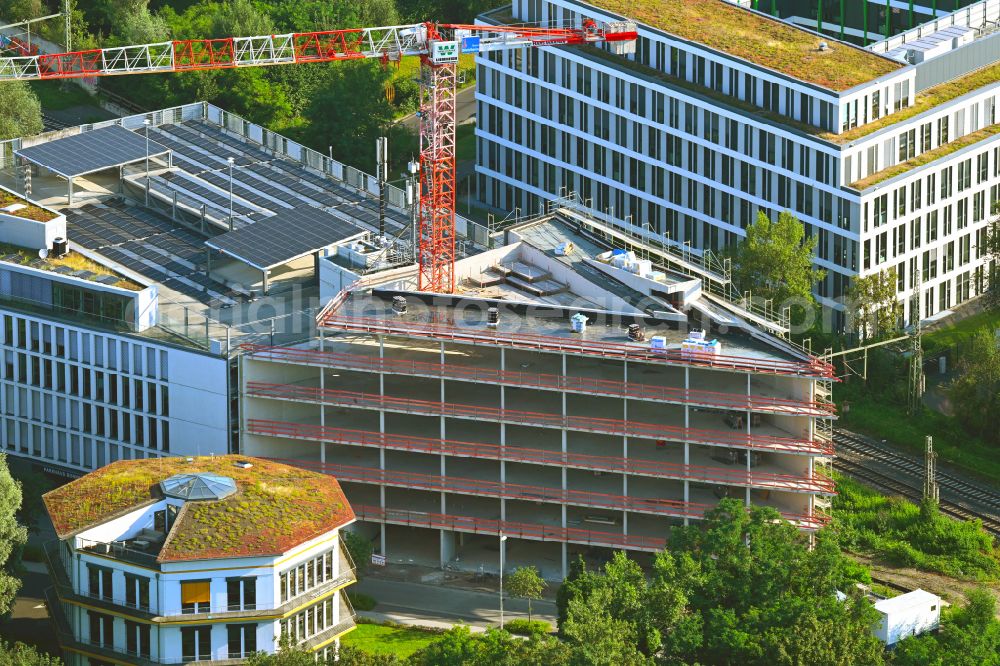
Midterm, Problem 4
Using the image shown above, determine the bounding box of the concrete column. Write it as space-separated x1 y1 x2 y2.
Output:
262 269 270 295
745 373 752 506
684 366 690 526
319 367 326 465
499 347 507 521
67 177 73 205
379 337 387 558
622 360 629 534
439 341 447 522
441 530 456 569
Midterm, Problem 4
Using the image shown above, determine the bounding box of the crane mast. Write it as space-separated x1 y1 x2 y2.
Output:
0 20 637 292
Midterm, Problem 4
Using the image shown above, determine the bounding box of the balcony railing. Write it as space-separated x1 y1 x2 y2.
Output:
245 382 831 456
242 343 835 416
274 460 830 530
248 419 835 494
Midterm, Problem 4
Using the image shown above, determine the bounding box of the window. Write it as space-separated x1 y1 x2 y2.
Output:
125 573 150 611
937 116 949 145
941 167 952 199
227 578 257 611
279 547 339 604
87 565 112 601
228 624 257 659
88 611 114 648
181 580 211 614
281 597 337 644
182 626 212 661
125 621 151 658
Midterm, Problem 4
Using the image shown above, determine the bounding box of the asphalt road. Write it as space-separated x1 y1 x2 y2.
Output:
0 567 58 654
397 85 477 132
355 577 558 628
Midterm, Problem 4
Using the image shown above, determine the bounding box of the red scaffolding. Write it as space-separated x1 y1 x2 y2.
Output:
268 458 829 530
245 382 832 455
242 344 836 416
247 419 835 493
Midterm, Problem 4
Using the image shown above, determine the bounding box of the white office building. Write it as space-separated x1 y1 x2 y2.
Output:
43 455 358 664
475 0 1000 327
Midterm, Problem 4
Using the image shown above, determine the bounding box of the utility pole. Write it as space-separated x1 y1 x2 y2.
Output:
407 159 420 262
923 436 939 504
376 136 389 241
65 0 71 51
908 268 924 415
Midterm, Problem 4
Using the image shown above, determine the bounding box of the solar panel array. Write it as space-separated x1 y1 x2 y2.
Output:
137 121 411 238
207 206 362 269
65 201 242 307
16 125 169 178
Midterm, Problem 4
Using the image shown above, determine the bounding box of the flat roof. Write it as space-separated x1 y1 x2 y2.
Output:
205 205 364 271
15 125 170 179
585 0 902 91
874 589 940 615
43 455 354 562
322 289 830 377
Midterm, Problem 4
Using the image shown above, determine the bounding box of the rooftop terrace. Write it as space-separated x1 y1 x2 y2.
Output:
43 455 354 562
586 0 902 91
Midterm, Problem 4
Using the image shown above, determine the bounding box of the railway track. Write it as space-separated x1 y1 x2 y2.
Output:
832 440 1000 537
835 428 1000 514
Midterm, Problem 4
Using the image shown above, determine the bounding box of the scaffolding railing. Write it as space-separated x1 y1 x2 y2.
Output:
247 420 835 493
318 308 836 379
242 344 836 416
272 459 829 530
245 383 832 456
354 504 667 551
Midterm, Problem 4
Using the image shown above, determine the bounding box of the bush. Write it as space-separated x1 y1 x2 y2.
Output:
503 619 551 636
349 591 378 611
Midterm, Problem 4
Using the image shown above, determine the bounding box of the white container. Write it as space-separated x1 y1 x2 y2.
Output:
570 313 588 333
873 590 941 646
649 335 667 351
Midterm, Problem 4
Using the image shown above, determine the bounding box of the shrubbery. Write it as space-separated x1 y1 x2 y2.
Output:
502 619 551 636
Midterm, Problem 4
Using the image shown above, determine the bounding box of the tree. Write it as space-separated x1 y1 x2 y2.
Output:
0 454 27 617
336 647 405 666
0 81 43 141
505 565 546 623
728 211 825 323
244 635 314 666
948 327 1000 443
847 267 902 339
0 640 61 666
985 205 1000 301
561 587 651 666
0 0 43 23
341 529 373 578
893 588 1000 666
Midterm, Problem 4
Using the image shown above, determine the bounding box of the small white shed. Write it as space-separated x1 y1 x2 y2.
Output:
873 589 941 646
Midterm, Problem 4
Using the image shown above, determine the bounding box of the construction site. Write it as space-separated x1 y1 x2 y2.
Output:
240 210 837 579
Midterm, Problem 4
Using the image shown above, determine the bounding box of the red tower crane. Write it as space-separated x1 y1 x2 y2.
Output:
0 20 637 292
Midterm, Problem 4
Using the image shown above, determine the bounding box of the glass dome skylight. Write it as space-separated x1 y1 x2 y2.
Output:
160 472 237 501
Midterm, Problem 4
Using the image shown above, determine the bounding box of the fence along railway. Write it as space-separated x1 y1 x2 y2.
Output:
833 428 1000 537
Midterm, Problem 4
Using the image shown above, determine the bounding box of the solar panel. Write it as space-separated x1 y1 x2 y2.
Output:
207 206 363 270
15 125 170 178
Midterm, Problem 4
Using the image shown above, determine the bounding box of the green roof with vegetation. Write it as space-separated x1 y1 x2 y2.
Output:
851 123 1000 190
43 455 354 562
824 60 1000 144
0 241 143 291
0 189 59 222
587 0 901 91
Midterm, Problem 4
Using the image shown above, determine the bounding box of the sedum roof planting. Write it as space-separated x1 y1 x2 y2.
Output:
586 0 902 91
43 455 354 562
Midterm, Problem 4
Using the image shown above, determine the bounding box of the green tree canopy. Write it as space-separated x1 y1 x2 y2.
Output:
0 454 28 616
848 267 903 339
947 327 1000 444
505 565 546 623
0 81 43 141
0 639 61 666
728 210 825 319
556 499 883 666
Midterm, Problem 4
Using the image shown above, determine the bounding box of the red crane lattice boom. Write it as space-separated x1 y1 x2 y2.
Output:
0 20 637 293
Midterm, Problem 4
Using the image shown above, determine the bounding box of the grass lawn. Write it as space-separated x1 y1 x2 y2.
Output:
836 379 1000 485
29 80 98 111
341 623 441 658
833 474 1000 581
455 122 477 163
924 308 1000 356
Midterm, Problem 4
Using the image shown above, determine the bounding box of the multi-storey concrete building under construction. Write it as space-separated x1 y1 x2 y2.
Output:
240 213 837 579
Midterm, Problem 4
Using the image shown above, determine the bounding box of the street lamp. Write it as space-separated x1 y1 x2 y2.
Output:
499 532 508 628
227 157 235 232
